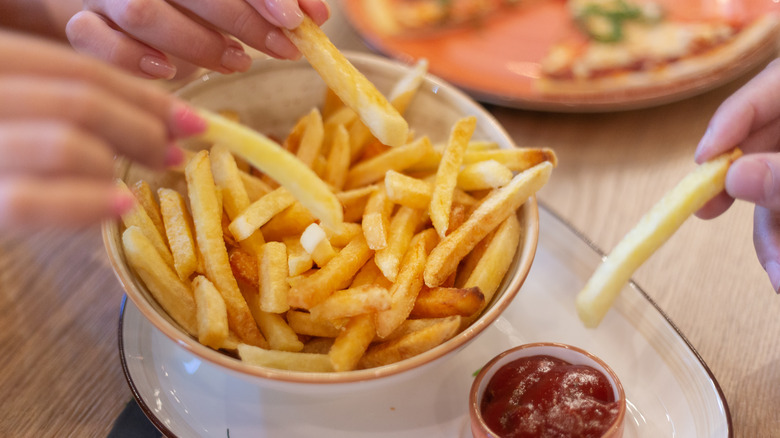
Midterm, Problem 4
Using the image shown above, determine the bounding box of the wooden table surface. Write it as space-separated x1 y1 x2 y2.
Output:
2 6 779 437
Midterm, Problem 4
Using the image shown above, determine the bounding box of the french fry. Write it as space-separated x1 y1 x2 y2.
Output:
375 206 427 282
410 286 485 318
300 223 337 267
431 116 476 237
296 108 324 168
375 228 438 338
185 150 267 347
259 241 291 313
287 309 343 337
384 170 476 210
122 226 198 336
329 314 376 372
359 315 461 369
130 180 166 239
237 343 334 372
388 58 428 114
377 317 448 342
463 147 558 172
301 337 335 354
240 170 273 202
283 236 314 277
344 136 434 189
309 284 391 321
284 16 409 148
158 188 200 281
261 202 315 241
322 222 363 248
424 162 552 287
325 124 351 190
338 185 377 222
362 186 394 250
229 187 296 241
118 180 174 268
288 233 374 309
196 109 343 229
457 160 514 191
576 149 742 328
254 311 304 352
192 275 229 349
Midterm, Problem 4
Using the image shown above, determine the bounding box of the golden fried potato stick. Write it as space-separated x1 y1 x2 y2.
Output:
330 314 376 372
122 226 198 336
158 188 200 281
229 187 296 241
345 136 435 189
196 109 343 229
284 16 409 148
309 284 391 322
431 116 476 237
118 180 174 269
410 286 485 319
259 241 291 314
375 206 427 282
286 309 343 337
424 161 552 287
130 180 166 239
384 170 477 210
576 149 743 328
457 160 513 191
192 275 229 349
359 315 461 369
237 343 334 372
325 124 351 190
295 108 324 168
362 185 394 250
463 147 558 172
185 150 267 347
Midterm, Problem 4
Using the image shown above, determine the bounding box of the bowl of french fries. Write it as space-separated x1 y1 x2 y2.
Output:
104 37 555 391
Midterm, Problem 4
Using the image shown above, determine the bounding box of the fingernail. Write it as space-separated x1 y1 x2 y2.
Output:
139 55 177 79
265 0 304 29
171 103 207 137
266 29 301 60
694 128 713 163
165 144 185 167
112 190 136 216
726 158 773 203
765 261 780 293
221 46 252 72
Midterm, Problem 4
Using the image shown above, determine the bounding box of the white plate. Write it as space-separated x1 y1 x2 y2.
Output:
119 205 730 437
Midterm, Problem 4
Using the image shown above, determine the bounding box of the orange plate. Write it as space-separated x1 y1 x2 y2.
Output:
340 0 780 112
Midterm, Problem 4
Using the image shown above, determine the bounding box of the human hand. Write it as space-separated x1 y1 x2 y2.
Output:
66 0 330 79
0 30 205 230
694 58 780 291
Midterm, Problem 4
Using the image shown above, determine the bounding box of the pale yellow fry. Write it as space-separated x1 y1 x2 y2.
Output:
325 124 351 190
261 202 315 241
375 206 426 282
254 311 304 352
122 226 198 336
259 241 291 313
309 284 391 321
130 180 166 239
283 236 314 276
375 229 437 338
359 315 461 369
424 162 552 287
192 275 229 349
457 160 514 191
329 314 376 372
118 180 174 268
288 233 373 309
158 188 200 281
185 150 267 347
384 170 476 210
196 108 343 229
388 58 428 114
576 149 742 328
238 343 334 372
229 187 296 241
296 108 324 167
463 147 558 172
322 222 363 247
344 136 434 189
431 116 476 237
362 185 394 250
284 16 408 148
286 309 343 337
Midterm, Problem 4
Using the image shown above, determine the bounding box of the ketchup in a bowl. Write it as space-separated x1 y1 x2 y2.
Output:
469 343 625 438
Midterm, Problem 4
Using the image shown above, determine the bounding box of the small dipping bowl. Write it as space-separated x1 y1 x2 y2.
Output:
469 342 626 438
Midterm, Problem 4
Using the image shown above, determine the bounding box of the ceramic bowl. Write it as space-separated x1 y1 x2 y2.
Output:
103 52 540 392
469 342 626 437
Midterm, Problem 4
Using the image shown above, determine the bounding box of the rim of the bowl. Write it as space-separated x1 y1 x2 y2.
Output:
103 51 541 385
468 341 627 437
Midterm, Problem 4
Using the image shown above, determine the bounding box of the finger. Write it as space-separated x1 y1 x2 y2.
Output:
84 0 250 73
695 58 780 163
67 11 178 79
0 122 115 179
247 0 304 28
753 205 780 292
0 177 133 230
694 190 735 219
300 0 331 25
725 153 780 211
732 116 780 155
0 77 172 169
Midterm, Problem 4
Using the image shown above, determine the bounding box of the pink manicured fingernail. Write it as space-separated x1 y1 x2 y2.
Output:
139 55 177 79
221 46 252 72
765 261 780 293
112 190 136 216
171 103 207 137
165 144 185 167
266 29 301 60
265 0 304 29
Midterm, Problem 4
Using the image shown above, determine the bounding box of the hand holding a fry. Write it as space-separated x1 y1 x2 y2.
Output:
695 58 780 291
0 30 205 229
66 0 330 79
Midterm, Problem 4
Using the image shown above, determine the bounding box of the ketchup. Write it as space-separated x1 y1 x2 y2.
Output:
480 355 619 438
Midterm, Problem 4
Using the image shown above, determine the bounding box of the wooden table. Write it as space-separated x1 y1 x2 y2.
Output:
2 6 779 437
